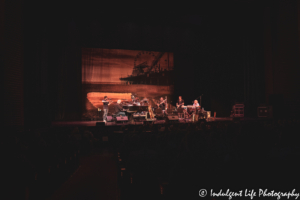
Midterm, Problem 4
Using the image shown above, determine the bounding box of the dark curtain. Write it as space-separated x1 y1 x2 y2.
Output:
52 20 82 121
242 10 265 118
243 35 264 117
2 0 25 130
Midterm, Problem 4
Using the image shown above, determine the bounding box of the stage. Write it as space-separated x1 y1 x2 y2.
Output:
51 117 270 127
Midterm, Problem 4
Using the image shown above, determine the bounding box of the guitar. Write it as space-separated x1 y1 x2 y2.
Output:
157 99 167 107
176 102 184 108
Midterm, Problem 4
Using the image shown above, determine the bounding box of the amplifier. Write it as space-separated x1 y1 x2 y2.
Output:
116 116 128 121
233 104 244 117
257 106 272 118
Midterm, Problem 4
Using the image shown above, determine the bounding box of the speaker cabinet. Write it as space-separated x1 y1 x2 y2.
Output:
257 106 272 118
233 104 244 117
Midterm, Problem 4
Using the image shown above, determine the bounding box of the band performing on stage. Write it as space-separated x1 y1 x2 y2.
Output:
100 95 208 123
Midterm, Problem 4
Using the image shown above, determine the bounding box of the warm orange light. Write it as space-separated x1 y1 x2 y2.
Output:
87 92 132 108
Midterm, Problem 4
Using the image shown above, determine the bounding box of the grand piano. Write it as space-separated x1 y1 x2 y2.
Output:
120 100 150 121
120 98 156 122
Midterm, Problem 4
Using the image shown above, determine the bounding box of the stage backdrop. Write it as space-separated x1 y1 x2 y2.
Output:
82 48 174 120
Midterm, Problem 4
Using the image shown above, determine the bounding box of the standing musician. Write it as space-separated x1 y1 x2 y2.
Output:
176 96 185 108
114 100 126 116
102 96 112 122
157 97 166 111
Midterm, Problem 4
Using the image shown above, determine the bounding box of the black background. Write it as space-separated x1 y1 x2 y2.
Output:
14 0 299 127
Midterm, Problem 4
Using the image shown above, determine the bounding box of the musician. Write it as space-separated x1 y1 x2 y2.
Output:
176 96 184 108
102 96 111 122
157 97 166 110
114 100 125 116
130 95 135 104
133 96 140 105
192 100 201 117
141 97 148 106
193 100 200 107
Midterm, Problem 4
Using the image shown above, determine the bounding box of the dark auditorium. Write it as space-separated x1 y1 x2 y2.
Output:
2 1 300 200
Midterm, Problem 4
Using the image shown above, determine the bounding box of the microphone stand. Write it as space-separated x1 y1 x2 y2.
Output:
200 95 202 108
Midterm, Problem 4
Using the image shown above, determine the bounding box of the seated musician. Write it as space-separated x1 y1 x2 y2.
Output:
133 96 140 105
141 97 148 106
193 100 200 107
192 100 201 116
176 96 184 108
114 100 126 116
